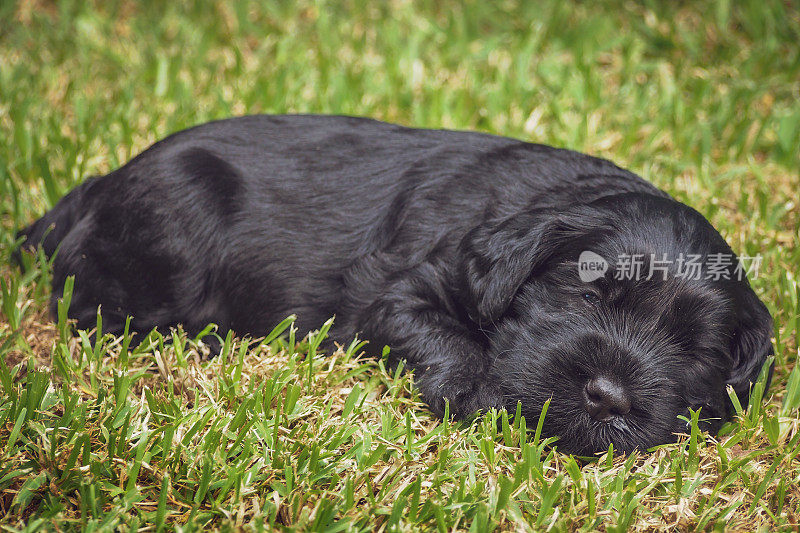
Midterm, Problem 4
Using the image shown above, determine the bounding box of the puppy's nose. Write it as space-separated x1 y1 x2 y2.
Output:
584 376 631 421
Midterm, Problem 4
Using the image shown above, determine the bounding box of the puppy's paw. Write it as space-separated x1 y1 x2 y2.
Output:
421 375 505 420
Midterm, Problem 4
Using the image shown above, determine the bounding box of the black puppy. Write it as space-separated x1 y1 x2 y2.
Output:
16 115 773 454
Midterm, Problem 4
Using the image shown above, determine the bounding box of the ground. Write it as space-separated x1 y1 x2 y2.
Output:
0 0 798 530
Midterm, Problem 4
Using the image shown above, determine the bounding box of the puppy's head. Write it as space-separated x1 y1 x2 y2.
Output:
459 193 773 455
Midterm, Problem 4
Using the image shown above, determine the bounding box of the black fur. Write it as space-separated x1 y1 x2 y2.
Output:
16 115 773 454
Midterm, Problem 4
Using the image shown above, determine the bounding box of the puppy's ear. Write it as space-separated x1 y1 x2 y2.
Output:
457 207 593 323
726 283 774 408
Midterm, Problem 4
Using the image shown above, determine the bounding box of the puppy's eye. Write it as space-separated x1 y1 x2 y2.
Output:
581 292 601 305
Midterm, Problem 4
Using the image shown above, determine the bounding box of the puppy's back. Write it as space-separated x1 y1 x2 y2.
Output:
14 114 661 338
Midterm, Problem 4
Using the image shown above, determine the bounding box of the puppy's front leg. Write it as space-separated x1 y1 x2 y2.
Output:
358 276 504 419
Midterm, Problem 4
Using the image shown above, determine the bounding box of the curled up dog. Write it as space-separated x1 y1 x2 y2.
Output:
15 115 774 455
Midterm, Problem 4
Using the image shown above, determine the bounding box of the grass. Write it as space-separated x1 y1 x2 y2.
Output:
0 0 798 530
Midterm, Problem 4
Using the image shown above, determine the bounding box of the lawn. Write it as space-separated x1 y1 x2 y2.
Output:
0 0 798 530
